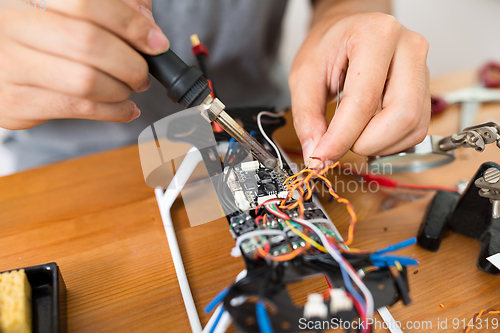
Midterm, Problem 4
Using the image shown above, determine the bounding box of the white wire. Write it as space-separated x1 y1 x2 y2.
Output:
155 147 204 333
305 218 335 224
202 270 248 333
293 217 375 321
377 307 404 333
257 110 285 168
213 311 232 333
201 304 224 333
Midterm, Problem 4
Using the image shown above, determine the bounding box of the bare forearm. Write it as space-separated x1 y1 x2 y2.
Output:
311 0 391 28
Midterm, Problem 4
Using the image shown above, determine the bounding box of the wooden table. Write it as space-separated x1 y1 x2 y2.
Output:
0 71 499 332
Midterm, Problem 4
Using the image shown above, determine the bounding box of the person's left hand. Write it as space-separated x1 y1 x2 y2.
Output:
289 13 431 168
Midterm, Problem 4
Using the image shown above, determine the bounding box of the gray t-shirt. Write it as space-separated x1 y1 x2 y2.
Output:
4 0 290 171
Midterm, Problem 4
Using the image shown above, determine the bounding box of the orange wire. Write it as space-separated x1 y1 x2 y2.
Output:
463 309 500 333
281 163 358 246
257 241 311 262
283 169 311 184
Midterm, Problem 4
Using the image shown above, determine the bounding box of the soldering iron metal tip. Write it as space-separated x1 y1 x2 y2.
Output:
190 34 201 47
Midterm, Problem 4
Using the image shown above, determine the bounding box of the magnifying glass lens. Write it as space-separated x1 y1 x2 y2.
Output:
367 136 455 173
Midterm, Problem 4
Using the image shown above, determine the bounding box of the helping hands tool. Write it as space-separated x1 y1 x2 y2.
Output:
141 49 285 175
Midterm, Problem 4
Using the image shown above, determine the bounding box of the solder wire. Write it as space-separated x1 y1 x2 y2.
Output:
282 164 358 245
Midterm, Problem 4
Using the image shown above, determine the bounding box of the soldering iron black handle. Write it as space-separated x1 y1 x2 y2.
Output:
142 49 212 108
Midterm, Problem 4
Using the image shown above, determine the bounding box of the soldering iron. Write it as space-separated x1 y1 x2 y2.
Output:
142 49 285 175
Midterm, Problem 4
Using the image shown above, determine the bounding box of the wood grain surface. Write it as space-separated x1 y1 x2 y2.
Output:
0 70 499 332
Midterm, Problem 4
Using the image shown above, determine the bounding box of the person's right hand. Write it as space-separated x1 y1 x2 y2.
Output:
0 0 169 130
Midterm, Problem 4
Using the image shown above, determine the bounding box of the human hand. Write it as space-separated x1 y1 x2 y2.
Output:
0 0 168 130
289 13 430 168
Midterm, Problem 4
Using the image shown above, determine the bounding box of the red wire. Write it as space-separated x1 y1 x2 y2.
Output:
346 293 369 333
396 182 459 192
255 198 283 215
191 43 209 57
263 242 270 253
324 276 332 289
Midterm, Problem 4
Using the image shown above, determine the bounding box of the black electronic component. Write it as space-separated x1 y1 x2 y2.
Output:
243 182 256 191
417 162 500 275
392 268 411 305
228 166 287 209
223 262 402 333
257 170 271 180
304 208 328 220
230 213 257 237
142 49 212 108
264 183 276 192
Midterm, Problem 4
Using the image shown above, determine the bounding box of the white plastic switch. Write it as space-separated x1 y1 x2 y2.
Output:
234 191 250 211
277 191 288 199
257 194 277 205
241 160 260 171
329 289 353 314
304 293 328 319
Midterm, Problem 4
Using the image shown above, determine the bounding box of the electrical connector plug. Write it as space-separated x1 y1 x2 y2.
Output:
370 254 419 268
329 289 353 315
303 293 328 319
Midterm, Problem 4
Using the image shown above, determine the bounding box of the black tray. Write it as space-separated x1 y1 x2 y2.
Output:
0 262 67 333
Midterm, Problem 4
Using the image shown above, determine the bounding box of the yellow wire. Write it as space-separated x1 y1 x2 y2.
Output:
285 221 327 253
281 163 359 246
395 261 403 271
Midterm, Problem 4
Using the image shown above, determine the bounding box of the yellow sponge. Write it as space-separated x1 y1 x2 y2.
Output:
0 269 32 333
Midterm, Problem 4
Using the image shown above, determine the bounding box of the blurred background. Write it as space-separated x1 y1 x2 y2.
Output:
279 0 500 76
1 0 499 176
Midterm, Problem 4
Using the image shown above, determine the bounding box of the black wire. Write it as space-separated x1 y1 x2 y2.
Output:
218 145 238 215
218 143 251 215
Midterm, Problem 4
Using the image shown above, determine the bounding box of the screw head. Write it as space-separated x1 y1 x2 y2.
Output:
484 167 500 184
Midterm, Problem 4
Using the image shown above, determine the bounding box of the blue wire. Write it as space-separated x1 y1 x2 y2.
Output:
208 306 225 333
204 288 229 314
339 265 365 308
228 137 236 147
256 301 274 333
370 254 419 268
375 237 417 254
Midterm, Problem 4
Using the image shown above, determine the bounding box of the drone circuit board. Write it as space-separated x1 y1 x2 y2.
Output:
204 108 417 333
